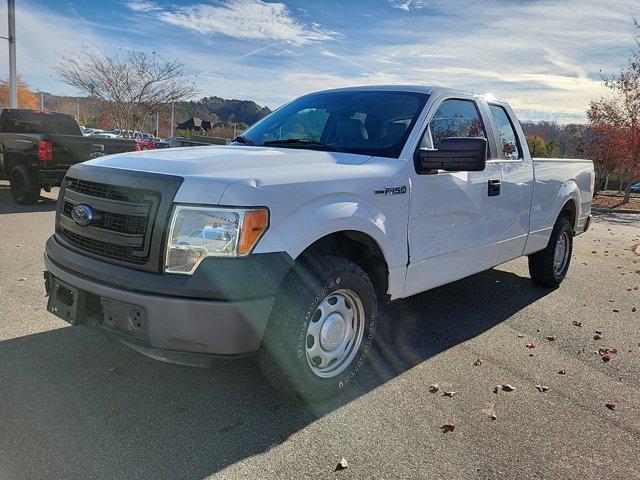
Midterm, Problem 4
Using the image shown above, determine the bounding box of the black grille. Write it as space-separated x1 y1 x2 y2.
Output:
59 227 147 265
66 177 156 204
63 201 148 235
58 177 160 266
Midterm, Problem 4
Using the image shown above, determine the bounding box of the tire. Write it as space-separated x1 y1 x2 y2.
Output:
258 255 378 400
10 165 41 205
528 216 573 287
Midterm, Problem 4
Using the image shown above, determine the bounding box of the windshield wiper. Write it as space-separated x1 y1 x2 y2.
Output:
232 135 254 145
263 138 341 151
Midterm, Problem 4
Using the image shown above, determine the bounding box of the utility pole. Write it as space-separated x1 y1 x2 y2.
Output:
170 102 175 138
6 0 18 108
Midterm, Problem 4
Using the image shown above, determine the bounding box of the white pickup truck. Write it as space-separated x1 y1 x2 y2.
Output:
44 86 594 398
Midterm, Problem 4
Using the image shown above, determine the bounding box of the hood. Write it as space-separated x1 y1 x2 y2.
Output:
83 145 373 204
84 145 370 179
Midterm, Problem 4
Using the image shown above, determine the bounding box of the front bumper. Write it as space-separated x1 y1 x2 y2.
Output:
43 240 292 360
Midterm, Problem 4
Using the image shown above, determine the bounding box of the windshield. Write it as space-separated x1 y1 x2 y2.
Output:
235 90 429 158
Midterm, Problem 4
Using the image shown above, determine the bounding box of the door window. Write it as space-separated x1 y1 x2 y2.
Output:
489 104 521 160
425 99 487 148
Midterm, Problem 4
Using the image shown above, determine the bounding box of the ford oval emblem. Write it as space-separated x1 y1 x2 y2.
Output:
71 204 94 227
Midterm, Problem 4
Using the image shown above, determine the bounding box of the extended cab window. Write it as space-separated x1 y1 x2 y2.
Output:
237 91 429 158
426 99 486 149
489 104 521 160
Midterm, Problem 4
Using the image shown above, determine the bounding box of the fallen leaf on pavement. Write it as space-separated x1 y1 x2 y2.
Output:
606 403 616 411
572 321 582 327
502 384 516 392
525 343 536 349
441 421 455 433
335 458 349 471
443 391 457 397
429 384 439 393
482 405 497 420
602 354 612 362
546 336 555 341
612 309 620 313
535 385 549 392
558 369 567 375
107 366 118 372
493 385 501 394
473 358 482 366
594 334 602 340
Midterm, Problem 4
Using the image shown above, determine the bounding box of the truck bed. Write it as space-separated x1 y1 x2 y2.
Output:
525 157 594 255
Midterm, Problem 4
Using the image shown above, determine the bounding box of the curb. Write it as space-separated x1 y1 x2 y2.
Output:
592 207 640 215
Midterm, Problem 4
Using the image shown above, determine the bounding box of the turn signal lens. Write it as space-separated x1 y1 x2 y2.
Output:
239 209 269 255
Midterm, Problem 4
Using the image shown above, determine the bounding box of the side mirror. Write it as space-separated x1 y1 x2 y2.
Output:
418 137 487 172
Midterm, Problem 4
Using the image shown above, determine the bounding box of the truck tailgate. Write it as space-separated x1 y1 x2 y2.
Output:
46 134 138 169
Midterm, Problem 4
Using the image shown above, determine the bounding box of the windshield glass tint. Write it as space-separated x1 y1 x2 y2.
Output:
237 91 429 158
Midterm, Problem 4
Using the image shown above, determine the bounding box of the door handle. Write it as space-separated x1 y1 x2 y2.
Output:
488 179 501 197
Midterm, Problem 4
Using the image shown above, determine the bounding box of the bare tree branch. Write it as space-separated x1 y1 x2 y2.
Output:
55 47 199 137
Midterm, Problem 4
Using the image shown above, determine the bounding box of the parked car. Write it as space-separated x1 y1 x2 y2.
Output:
0 109 138 204
135 139 156 150
89 132 121 139
630 182 640 193
43 86 594 398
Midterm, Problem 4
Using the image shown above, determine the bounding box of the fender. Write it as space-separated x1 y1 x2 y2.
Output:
253 195 408 299
557 179 581 230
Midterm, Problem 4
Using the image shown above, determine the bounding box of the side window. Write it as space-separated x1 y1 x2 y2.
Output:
489 104 521 160
426 99 487 149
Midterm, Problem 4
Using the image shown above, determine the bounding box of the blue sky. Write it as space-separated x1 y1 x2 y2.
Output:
0 0 638 122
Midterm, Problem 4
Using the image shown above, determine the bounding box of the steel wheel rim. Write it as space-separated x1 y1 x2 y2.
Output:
305 288 365 378
553 230 570 276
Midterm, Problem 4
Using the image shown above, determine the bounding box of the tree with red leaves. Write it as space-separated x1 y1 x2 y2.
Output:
588 19 640 202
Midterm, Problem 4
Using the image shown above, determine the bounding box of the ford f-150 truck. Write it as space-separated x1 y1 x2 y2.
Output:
0 109 138 204
43 86 594 398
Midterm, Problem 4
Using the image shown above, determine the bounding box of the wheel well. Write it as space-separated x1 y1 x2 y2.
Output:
560 200 577 231
299 231 390 302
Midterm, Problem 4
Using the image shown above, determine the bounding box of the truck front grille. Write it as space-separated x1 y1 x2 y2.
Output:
57 177 161 267
59 228 148 265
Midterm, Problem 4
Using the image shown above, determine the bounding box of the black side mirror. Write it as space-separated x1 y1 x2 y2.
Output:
418 137 487 172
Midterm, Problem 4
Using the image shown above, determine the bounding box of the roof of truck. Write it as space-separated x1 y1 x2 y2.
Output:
307 85 505 103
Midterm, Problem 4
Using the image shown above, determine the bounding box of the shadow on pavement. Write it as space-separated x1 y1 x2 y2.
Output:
0 182 58 214
0 268 550 479
592 210 639 227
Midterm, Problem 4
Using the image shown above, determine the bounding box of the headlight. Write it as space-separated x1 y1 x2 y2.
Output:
165 205 269 274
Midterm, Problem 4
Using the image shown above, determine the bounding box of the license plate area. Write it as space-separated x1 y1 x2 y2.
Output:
47 276 84 325
99 298 148 343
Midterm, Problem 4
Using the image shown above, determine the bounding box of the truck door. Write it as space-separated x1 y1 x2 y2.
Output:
486 103 534 264
404 97 504 297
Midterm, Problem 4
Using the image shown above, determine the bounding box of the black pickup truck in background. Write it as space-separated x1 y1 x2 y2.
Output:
0 109 138 204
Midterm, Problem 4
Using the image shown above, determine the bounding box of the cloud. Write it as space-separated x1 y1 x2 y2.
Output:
156 0 338 45
387 0 429 11
125 1 162 12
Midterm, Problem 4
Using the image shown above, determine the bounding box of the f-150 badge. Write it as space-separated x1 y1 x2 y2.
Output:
375 186 407 195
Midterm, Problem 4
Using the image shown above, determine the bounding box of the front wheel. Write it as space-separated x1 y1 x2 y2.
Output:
10 165 41 205
258 255 378 400
528 216 574 287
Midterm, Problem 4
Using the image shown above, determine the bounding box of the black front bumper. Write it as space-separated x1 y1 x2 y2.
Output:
44 237 294 358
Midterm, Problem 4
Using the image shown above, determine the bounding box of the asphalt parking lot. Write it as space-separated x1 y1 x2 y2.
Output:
1 180 639 480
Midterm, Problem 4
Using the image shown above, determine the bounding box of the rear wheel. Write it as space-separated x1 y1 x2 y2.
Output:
258 255 378 400
10 165 41 205
528 216 573 287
